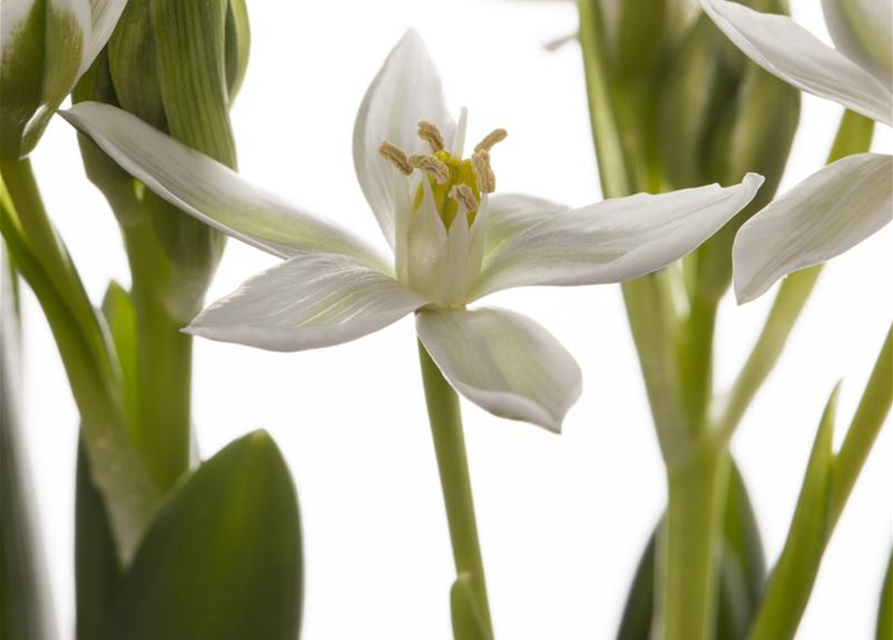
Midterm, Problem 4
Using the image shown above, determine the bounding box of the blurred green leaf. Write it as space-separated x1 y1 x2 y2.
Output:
616 461 765 640
747 385 839 640
0 244 55 640
103 430 303 640
75 439 120 640
451 573 493 640
878 550 892 640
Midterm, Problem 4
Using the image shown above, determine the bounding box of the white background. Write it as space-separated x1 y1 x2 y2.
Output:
17 0 892 638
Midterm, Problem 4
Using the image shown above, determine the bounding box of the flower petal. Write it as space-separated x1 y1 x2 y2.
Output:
353 29 454 249
188 252 429 351
821 0 892 90
698 0 892 125
82 0 129 76
416 307 582 432
733 153 892 303
62 102 388 271
470 174 764 300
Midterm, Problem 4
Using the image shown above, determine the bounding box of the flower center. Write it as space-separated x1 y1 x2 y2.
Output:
379 121 506 229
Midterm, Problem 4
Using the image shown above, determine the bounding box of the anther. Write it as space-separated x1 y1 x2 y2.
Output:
417 121 445 152
378 141 412 175
472 150 496 193
474 128 507 153
409 154 450 184
450 184 479 213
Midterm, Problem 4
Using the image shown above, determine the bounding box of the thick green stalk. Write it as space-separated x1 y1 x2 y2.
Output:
121 219 194 492
657 446 730 640
418 341 493 638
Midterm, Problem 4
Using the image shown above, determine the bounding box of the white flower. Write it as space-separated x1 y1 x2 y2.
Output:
62 30 762 431
0 0 128 158
698 0 892 303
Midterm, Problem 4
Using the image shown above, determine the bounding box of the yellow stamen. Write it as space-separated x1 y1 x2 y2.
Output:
417 120 445 152
409 154 450 184
472 150 496 193
449 184 478 214
474 128 507 153
378 141 412 175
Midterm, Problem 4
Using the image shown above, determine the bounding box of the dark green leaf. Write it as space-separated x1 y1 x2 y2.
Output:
104 430 302 640
616 460 765 640
75 438 121 640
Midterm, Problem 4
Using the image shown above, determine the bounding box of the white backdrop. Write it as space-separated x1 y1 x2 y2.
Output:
19 1 892 638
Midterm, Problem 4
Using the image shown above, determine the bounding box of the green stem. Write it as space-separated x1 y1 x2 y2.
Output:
715 266 821 445
830 322 892 523
658 446 730 640
417 340 493 638
0 160 157 562
122 220 194 491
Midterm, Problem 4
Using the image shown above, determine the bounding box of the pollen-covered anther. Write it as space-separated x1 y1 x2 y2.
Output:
450 184 479 214
379 141 413 175
417 120 445 152
409 154 450 184
474 128 507 153
472 150 496 193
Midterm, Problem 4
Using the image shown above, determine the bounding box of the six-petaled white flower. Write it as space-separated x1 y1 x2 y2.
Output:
62 29 763 431
699 0 892 303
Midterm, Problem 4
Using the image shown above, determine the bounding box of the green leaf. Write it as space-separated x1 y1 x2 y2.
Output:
451 573 492 640
224 0 251 103
75 438 120 640
878 549 892 640
101 282 140 440
747 384 839 640
616 460 765 640
104 430 303 640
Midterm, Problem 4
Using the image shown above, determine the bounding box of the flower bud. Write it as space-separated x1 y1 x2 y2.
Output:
0 0 89 160
659 0 799 300
81 0 250 319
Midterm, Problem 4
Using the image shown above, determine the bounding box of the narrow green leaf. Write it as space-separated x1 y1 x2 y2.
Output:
616 461 765 640
451 573 492 640
75 438 120 640
747 385 839 640
224 0 251 103
101 282 140 440
104 430 303 640
878 549 892 640
0 243 55 640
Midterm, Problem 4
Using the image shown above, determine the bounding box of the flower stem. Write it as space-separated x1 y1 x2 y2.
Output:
657 444 730 640
417 340 493 638
122 219 194 492
0 159 157 561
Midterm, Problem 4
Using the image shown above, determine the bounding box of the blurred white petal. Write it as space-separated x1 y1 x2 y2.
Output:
699 0 892 125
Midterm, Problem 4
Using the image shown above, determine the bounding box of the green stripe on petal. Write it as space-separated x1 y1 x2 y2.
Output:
416 307 582 432
471 174 763 300
188 252 428 352
733 153 892 303
61 102 389 271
